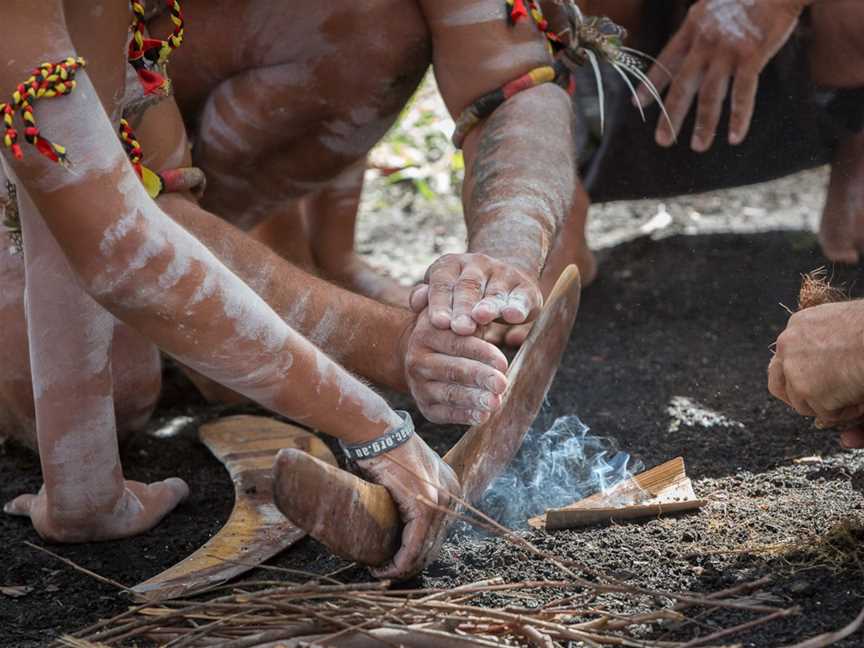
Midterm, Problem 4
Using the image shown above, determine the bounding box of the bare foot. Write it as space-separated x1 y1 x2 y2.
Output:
819 130 864 264
320 254 413 309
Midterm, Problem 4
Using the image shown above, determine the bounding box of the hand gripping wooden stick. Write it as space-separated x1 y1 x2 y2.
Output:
274 265 581 567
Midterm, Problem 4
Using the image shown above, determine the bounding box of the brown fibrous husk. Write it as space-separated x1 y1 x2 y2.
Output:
797 267 848 311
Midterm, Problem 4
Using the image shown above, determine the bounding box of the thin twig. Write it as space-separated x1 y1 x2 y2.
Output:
782 605 864 648
23 541 132 593
678 607 799 648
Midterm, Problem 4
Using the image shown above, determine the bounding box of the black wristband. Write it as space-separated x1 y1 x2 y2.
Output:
340 410 415 461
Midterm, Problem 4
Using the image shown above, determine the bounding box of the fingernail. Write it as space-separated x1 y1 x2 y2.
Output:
656 129 672 147
484 375 501 392
729 130 742 145
691 134 704 152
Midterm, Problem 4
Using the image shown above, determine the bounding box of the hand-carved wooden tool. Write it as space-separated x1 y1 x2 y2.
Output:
528 457 706 530
132 416 336 601
274 265 581 567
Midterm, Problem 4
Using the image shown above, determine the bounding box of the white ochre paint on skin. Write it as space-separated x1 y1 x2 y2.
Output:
93 162 393 429
11 181 115 400
314 347 397 427
5 39 397 453
703 0 761 41
440 4 504 27
18 72 127 192
47 399 120 508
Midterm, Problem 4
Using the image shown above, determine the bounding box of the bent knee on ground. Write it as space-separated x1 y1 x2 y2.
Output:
0 323 162 450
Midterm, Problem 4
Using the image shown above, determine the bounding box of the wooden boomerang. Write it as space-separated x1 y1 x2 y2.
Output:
274 265 581 566
131 416 336 601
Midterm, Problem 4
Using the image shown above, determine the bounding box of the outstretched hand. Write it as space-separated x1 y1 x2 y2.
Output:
768 300 864 446
638 0 806 152
410 253 542 336
4 478 189 543
356 434 460 580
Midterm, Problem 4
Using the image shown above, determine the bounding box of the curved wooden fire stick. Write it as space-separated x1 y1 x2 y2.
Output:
132 416 337 600
274 265 581 567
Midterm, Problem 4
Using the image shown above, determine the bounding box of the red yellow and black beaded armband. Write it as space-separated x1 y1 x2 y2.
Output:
1 57 87 167
128 0 184 96
451 1 672 148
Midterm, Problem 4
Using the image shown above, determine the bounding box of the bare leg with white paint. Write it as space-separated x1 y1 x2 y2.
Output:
308 161 413 308
0 232 163 448
2 184 187 542
245 197 316 273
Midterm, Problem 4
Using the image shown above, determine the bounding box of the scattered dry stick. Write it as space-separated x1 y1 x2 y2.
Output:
60 493 802 648
783 605 864 648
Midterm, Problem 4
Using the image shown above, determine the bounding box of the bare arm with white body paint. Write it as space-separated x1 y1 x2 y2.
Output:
132 97 510 428
1 2 400 443
128 92 511 427
1 1 458 565
410 0 575 336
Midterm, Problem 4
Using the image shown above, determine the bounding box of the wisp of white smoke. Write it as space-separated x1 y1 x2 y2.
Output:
478 415 642 528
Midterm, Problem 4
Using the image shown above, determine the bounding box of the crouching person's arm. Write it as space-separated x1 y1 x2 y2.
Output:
411 0 575 336
0 1 457 555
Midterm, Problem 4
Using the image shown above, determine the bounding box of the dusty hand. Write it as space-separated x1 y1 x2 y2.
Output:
638 0 806 151
401 308 509 425
768 301 864 445
410 253 542 336
4 478 189 543
357 434 460 580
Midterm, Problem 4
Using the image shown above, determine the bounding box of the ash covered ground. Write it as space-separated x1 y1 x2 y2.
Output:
2 83 864 646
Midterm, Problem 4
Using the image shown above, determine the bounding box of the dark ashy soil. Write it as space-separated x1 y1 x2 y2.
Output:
3 230 864 647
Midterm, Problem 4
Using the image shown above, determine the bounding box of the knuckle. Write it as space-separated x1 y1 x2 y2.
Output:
445 364 462 384
456 277 484 294
406 361 421 380
698 91 722 107
443 383 462 404
429 280 454 296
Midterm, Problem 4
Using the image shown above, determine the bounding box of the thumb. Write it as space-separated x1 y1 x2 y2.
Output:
4 493 36 517
409 284 430 313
